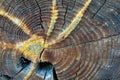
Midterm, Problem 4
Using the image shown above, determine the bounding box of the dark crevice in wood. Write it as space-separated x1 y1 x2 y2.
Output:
34 0 44 30
36 62 58 80
0 74 13 80
61 0 76 10
61 5 68 29
51 33 120 49
91 0 107 18
14 57 31 78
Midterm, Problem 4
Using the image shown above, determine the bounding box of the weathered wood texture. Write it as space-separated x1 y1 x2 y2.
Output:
0 0 120 80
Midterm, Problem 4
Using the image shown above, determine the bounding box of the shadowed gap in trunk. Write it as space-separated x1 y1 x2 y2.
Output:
36 62 58 80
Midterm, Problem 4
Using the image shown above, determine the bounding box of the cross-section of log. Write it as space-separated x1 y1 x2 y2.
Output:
0 0 120 80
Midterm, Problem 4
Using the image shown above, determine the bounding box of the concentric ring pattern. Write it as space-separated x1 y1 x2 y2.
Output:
0 0 120 80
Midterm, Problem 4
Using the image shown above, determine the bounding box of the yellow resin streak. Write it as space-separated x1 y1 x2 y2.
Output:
16 35 45 80
1 42 16 62
23 63 38 80
0 9 45 79
46 0 92 46
0 9 31 35
47 0 58 36
16 35 45 62
0 0 92 79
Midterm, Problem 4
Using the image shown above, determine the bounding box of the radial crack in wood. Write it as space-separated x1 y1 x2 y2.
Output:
0 0 120 80
46 0 92 47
